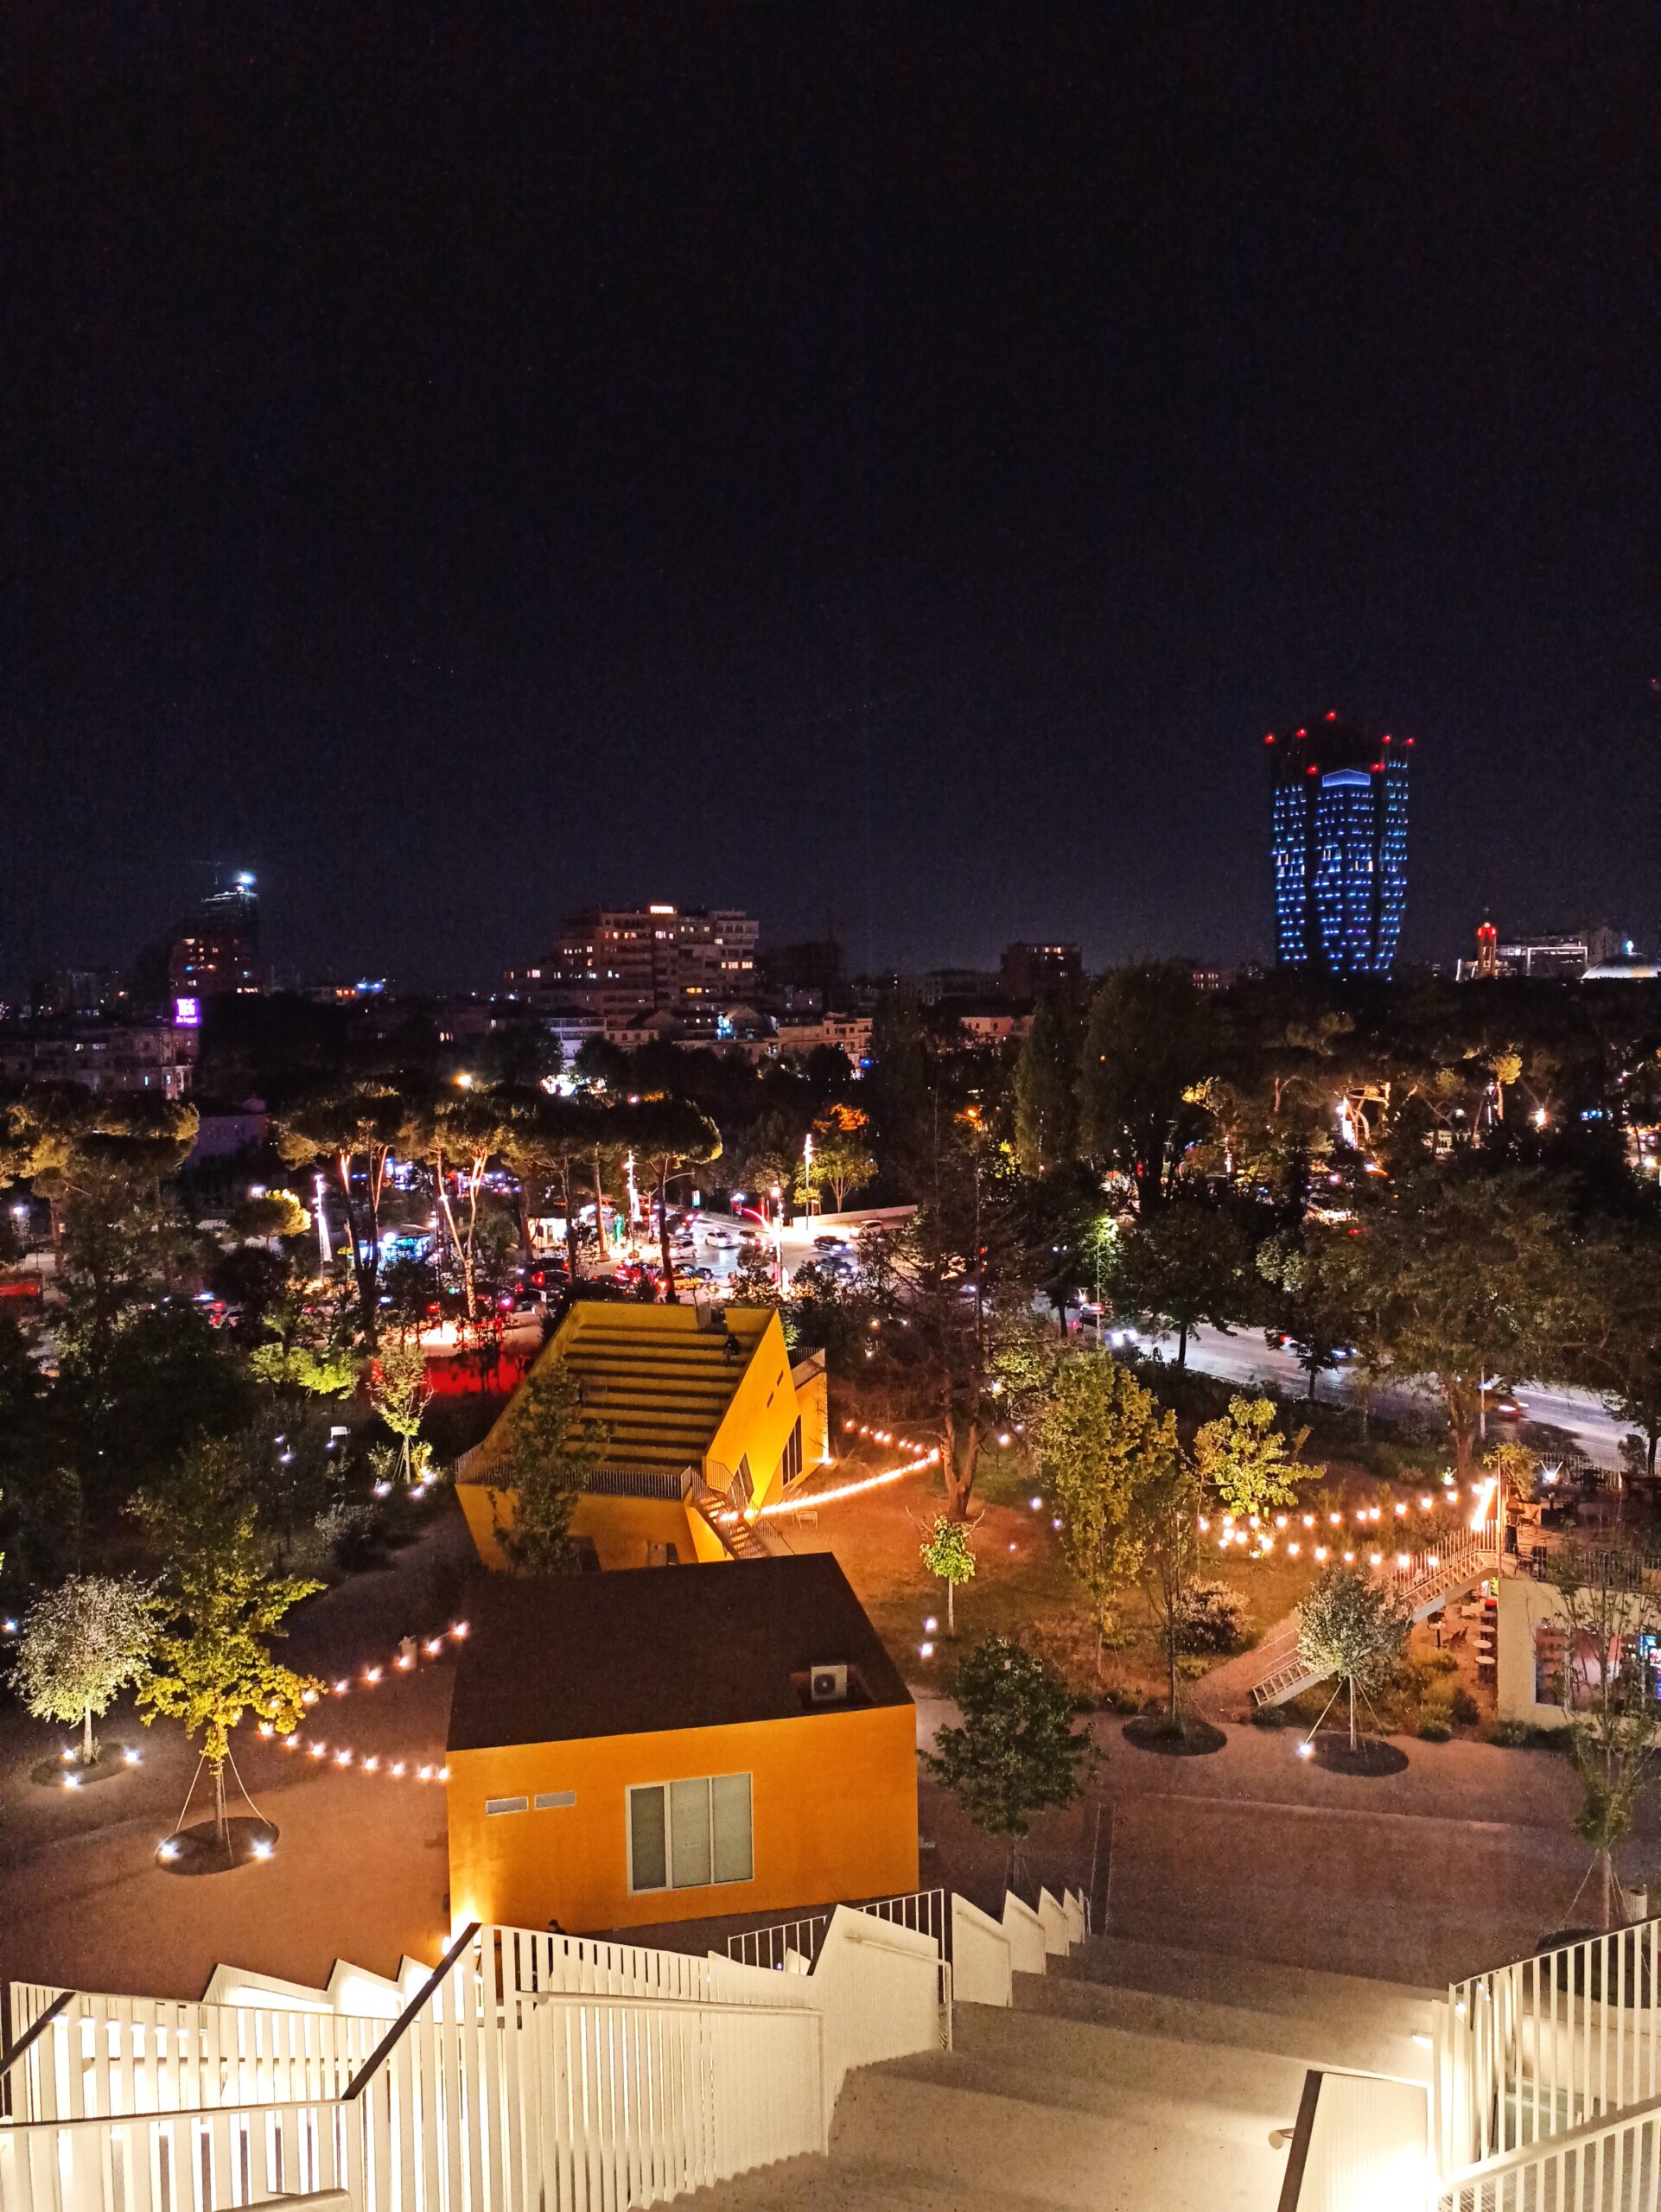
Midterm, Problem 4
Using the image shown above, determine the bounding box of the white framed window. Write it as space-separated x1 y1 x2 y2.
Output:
627 1773 753 1893
485 1796 529 1817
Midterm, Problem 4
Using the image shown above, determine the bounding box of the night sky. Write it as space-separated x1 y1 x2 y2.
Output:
5 6 1658 992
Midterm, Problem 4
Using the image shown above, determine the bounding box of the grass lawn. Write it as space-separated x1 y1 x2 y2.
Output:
780 1438 1486 1707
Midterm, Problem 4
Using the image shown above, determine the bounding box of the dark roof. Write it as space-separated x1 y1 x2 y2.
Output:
446 1555 913 1753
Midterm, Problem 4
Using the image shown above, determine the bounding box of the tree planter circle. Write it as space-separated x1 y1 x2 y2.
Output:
1310 1735 1408 1777
29 1742 141 1789
156 1818 279 1875
1121 1714 1227 1757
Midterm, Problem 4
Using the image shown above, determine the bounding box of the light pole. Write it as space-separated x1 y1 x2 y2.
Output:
771 1185 784 1288
313 1171 332 1267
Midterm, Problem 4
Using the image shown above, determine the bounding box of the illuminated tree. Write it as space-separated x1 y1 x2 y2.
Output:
1039 1354 1174 1651
919 1513 976 1633
627 1097 722 1298
13 1573 152 1767
276 1086 405 1347
1296 1567 1408 1752
490 1357 605 1575
1193 1395 1316 1518
231 1190 310 1243
800 1126 875 1212
134 1440 321 1844
406 1090 506 1324
367 1338 433 1484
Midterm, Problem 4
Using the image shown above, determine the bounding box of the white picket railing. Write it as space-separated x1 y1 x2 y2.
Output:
1436 1916 1661 2174
725 1887 946 1974
1437 2088 1661 2211
0 1904 954 2212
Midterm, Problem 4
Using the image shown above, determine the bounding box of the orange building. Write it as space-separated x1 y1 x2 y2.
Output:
444 1556 919 1935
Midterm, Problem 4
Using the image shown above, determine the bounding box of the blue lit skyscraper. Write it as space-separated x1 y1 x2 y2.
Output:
1267 714 1410 976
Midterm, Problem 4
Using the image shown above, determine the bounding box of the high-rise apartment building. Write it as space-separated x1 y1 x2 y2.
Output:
1267 715 1410 976
166 874 261 1000
999 942 1083 1001
516 906 759 1017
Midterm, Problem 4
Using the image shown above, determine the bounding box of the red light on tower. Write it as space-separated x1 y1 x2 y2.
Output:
1295 728 1307 737
1325 709 1338 721
1264 733 1275 744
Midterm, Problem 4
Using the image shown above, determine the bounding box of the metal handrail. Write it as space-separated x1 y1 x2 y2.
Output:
343 1922 479 2101
0 1990 73 2121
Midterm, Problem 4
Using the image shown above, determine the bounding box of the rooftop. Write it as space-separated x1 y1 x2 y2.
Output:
446 1554 912 1751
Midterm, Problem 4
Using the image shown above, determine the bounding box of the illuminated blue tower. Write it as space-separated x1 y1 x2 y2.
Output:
1267 714 1410 976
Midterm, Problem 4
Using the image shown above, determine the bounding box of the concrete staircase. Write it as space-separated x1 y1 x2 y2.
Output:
670 1934 1436 2210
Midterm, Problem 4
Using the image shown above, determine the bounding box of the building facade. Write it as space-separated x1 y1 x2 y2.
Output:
998 942 1082 1001
167 876 261 1000
0 1018 198 1097
518 906 760 1018
1267 715 1410 976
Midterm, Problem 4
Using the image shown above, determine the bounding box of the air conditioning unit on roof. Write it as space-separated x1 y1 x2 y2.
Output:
809 1663 847 1705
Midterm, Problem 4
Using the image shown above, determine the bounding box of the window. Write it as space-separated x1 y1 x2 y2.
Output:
485 1796 529 1817
627 1773 753 1892
780 1418 803 1488
534 1790 576 1811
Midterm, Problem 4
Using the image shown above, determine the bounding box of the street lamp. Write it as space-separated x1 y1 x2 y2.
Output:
771 1185 784 1287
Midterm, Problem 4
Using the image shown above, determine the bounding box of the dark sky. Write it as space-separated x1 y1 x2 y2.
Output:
5 5 1658 991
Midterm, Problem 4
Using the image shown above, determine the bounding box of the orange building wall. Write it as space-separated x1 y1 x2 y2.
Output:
446 1706 919 1935
455 1482 729 1572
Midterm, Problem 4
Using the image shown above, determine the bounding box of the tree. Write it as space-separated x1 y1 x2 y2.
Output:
924 1637 1095 1883
627 1097 722 1299
1102 1191 1256 1368
133 1440 321 1844
367 1338 433 1485
803 1113 875 1211
276 1086 405 1346
491 1356 605 1575
1013 994 1082 1174
231 1190 310 1243
408 1090 506 1325
248 1290 360 1399
1077 966 1212 1212
1313 1163 1589 1478
1586 1224 1661 1479
919 1514 977 1633
1131 1445 1202 1733
1256 1230 1346 1402
1544 1542 1661 1933
1193 1395 1317 1518
13 1574 152 1767
875 1107 1043 1517
1038 1354 1176 1651
1296 1567 1409 1752
496 1089 597 1275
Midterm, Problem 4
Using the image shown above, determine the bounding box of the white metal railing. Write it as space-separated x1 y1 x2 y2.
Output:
1437 1916 1661 2175
726 1917 826 1974
726 1888 947 1974
1437 2088 1661 2211
1251 1524 1500 1707
1 1906 955 2212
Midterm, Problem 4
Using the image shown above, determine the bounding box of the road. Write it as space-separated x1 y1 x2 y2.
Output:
1131 1320 1630 1465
